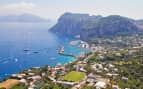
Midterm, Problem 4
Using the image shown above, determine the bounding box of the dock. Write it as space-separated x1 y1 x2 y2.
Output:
58 46 76 58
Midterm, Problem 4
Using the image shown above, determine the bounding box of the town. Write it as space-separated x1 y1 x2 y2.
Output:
0 34 143 89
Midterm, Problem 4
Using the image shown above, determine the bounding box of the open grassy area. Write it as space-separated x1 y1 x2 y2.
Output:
63 71 85 82
10 83 27 89
0 79 19 89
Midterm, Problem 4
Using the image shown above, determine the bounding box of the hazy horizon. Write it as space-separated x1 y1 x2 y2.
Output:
0 0 143 20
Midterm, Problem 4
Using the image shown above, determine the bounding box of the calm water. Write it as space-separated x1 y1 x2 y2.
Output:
0 22 86 80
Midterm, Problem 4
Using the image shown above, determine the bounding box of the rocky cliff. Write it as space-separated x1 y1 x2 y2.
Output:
50 12 142 41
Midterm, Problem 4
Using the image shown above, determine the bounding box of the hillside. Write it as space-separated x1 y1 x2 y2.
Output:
136 20 143 29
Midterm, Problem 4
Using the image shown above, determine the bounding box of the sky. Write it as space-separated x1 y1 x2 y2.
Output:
0 0 143 20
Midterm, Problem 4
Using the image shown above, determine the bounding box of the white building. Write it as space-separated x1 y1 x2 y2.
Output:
95 81 107 89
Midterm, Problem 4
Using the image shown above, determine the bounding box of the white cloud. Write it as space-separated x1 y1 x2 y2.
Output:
0 2 60 20
0 2 36 16
3 2 36 9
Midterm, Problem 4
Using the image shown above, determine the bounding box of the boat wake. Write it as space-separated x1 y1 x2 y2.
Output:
2 60 9 64
15 58 18 62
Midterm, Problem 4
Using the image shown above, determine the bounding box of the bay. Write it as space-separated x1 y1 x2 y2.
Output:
0 22 87 80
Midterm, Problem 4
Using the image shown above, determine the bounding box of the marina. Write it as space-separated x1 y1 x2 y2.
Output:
58 46 76 58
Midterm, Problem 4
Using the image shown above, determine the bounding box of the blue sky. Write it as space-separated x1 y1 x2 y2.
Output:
0 0 143 20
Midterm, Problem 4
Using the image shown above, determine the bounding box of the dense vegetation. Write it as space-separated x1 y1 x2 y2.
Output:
89 48 143 89
10 83 27 89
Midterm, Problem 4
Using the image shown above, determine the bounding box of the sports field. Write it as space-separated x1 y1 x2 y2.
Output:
63 71 85 82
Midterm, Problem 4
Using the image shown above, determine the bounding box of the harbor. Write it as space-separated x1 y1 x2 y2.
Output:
58 46 76 58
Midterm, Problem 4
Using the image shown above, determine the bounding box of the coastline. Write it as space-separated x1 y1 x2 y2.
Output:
1 45 143 89
0 53 89 82
0 41 90 82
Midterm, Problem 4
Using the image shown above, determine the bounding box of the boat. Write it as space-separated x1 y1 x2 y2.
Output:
33 52 39 54
23 49 30 52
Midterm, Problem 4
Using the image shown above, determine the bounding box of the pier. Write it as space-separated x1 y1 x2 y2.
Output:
58 46 76 58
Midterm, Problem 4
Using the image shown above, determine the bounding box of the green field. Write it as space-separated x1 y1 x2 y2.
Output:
11 83 27 89
63 71 85 82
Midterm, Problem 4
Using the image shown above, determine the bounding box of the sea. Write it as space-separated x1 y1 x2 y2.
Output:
0 22 87 81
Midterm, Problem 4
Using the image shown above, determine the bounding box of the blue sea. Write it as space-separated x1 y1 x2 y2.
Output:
0 22 87 80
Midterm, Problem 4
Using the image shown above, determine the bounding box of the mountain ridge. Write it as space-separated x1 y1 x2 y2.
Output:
50 12 143 41
0 13 50 22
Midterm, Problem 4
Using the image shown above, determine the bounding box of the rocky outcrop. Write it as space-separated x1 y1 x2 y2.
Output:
50 12 142 41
